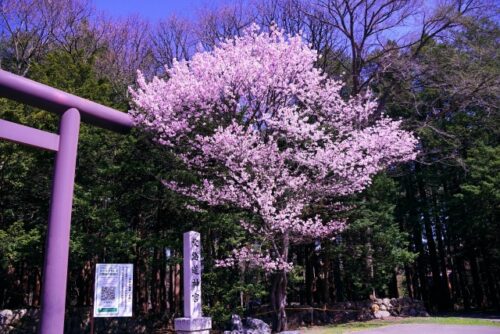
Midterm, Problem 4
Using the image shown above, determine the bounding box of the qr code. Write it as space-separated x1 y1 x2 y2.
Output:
101 286 116 301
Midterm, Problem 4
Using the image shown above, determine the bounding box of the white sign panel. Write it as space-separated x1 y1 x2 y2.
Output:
93 263 133 317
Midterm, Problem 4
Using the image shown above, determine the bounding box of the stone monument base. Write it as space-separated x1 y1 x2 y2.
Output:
174 317 212 333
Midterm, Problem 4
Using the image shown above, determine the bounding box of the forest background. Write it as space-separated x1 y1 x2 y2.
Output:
0 0 498 329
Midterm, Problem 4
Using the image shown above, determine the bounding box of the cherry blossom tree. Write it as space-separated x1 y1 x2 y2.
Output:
130 24 417 331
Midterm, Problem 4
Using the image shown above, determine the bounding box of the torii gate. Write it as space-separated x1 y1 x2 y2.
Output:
0 69 133 334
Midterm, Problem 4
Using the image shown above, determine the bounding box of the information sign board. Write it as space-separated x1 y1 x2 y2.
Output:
93 263 133 317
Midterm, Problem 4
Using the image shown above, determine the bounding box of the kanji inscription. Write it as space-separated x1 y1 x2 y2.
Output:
183 231 202 318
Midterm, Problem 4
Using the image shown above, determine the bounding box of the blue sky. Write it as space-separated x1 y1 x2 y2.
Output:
92 0 232 21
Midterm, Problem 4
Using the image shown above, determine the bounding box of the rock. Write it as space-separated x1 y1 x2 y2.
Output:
358 311 374 321
231 314 244 331
390 307 400 316
419 311 430 317
244 317 271 334
279 331 300 334
373 310 391 319
233 297 428 331
14 309 27 318
0 309 14 325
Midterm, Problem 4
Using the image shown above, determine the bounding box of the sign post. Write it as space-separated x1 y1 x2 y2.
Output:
174 231 212 333
93 264 133 318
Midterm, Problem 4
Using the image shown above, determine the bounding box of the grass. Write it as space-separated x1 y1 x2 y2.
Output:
301 317 500 334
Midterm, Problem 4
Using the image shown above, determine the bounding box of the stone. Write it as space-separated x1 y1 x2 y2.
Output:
373 310 391 319
14 309 27 319
358 311 374 321
225 316 271 334
183 231 202 318
174 317 212 333
224 297 429 332
244 317 271 334
390 307 400 316
174 231 212 333
0 309 14 325
231 314 243 331
379 304 387 311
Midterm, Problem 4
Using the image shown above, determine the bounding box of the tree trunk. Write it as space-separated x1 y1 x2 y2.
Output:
405 176 429 304
305 244 314 305
271 271 288 332
442 181 461 306
481 248 499 308
174 261 181 314
333 254 344 302
271 233 290 332
136 248 149 314
33 267 41 307
416 169 443 310
160 248 168 313
468 253 485 308
457 255 471 310
365 226 375 299
404 264 415 298
321 250 332 304
151 247 161 312
445 236 460 307
432 191 452 309
389 269 399 298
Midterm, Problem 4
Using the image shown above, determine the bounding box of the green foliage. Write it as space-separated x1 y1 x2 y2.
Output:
332 174 415 298
460 144 500 203
0 221 42 268
453 143 500 272
203 267 267 328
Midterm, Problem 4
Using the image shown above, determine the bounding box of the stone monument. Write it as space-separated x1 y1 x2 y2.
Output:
174 231 212 333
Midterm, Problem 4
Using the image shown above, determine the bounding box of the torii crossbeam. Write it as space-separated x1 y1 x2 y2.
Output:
0 69 133 334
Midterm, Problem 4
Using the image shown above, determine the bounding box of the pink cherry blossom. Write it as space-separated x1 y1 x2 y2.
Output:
130 24 417 273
